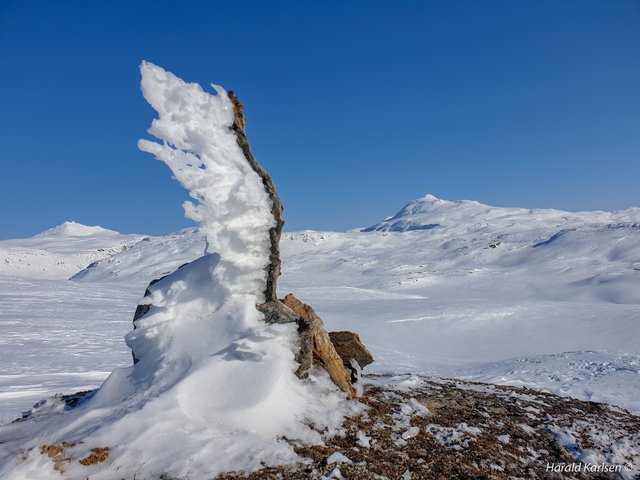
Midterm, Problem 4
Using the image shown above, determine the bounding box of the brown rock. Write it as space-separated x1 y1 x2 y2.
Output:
328 331 374 371
283 294 357 399
226 92 368 399
256 298 314 380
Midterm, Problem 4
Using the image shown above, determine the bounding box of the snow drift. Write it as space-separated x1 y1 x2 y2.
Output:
137 61 275 298
0 62 351 479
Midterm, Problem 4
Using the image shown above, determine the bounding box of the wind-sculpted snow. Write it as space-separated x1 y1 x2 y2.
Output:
138 61 274 299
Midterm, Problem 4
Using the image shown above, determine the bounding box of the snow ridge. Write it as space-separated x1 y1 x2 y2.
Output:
0 222 143 279
364 194 640 232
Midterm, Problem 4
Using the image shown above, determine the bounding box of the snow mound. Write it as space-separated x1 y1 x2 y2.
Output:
35 221 120 238
0 256 351 478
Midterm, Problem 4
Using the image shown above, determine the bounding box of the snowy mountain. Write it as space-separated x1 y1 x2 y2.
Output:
365 193 640 233
72 194 640 305
0 221 145 278
35 221 121 238
1 194 639 425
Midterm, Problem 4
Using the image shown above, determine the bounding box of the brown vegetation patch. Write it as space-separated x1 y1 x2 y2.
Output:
217 375 640 479
78 447 111 465
40 442 76 472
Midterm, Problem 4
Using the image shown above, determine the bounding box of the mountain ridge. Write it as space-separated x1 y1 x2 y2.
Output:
364 194 640 232
34 221 122 238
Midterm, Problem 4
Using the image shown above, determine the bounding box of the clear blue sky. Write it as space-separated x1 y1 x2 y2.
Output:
1 0 639 238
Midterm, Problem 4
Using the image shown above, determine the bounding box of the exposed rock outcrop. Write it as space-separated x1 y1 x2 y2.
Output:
227 91 370 396
328 331 374 381
282 294 357 399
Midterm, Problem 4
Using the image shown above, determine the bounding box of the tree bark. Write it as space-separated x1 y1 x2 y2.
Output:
228 91 283 304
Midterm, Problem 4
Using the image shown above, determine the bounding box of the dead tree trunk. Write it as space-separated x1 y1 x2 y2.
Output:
228 91 283 305
134 91 373 399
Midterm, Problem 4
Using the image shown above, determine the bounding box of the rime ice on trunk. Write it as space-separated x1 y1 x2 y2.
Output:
136 63 370 397
225 91 365 396
227 91 283 305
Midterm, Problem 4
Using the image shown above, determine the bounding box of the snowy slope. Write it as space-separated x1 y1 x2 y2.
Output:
0 221 145 278
1 195 640 419
71 228 205 283
278 196 640 411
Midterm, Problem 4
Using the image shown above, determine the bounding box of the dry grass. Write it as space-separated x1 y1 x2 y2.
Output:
78 447 111 465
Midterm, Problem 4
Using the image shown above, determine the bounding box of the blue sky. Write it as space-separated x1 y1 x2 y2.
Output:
1 0 639 238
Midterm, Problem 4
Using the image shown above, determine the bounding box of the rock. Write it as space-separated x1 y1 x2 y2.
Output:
131 265 188 364
328 331 374 376
227 92 367 399
132 276 164 325
256 298 314 379
283 294 357 399
217 376 640 480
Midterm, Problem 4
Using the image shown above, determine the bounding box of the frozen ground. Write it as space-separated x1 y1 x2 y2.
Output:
1 194 639 424
0 275 136 423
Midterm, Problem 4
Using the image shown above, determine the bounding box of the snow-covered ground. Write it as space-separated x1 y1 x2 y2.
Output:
1 193 639 424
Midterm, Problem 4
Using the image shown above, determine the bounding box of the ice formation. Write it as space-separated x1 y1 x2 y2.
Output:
138 60 275 298
0 62 350 479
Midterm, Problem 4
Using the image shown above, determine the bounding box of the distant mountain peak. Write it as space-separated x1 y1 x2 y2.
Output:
362 195 510 232
363 194 460 232
422 193 440 202
35 221 120 238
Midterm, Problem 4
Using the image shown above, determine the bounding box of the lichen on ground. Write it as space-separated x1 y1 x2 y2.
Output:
217 375 640 479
